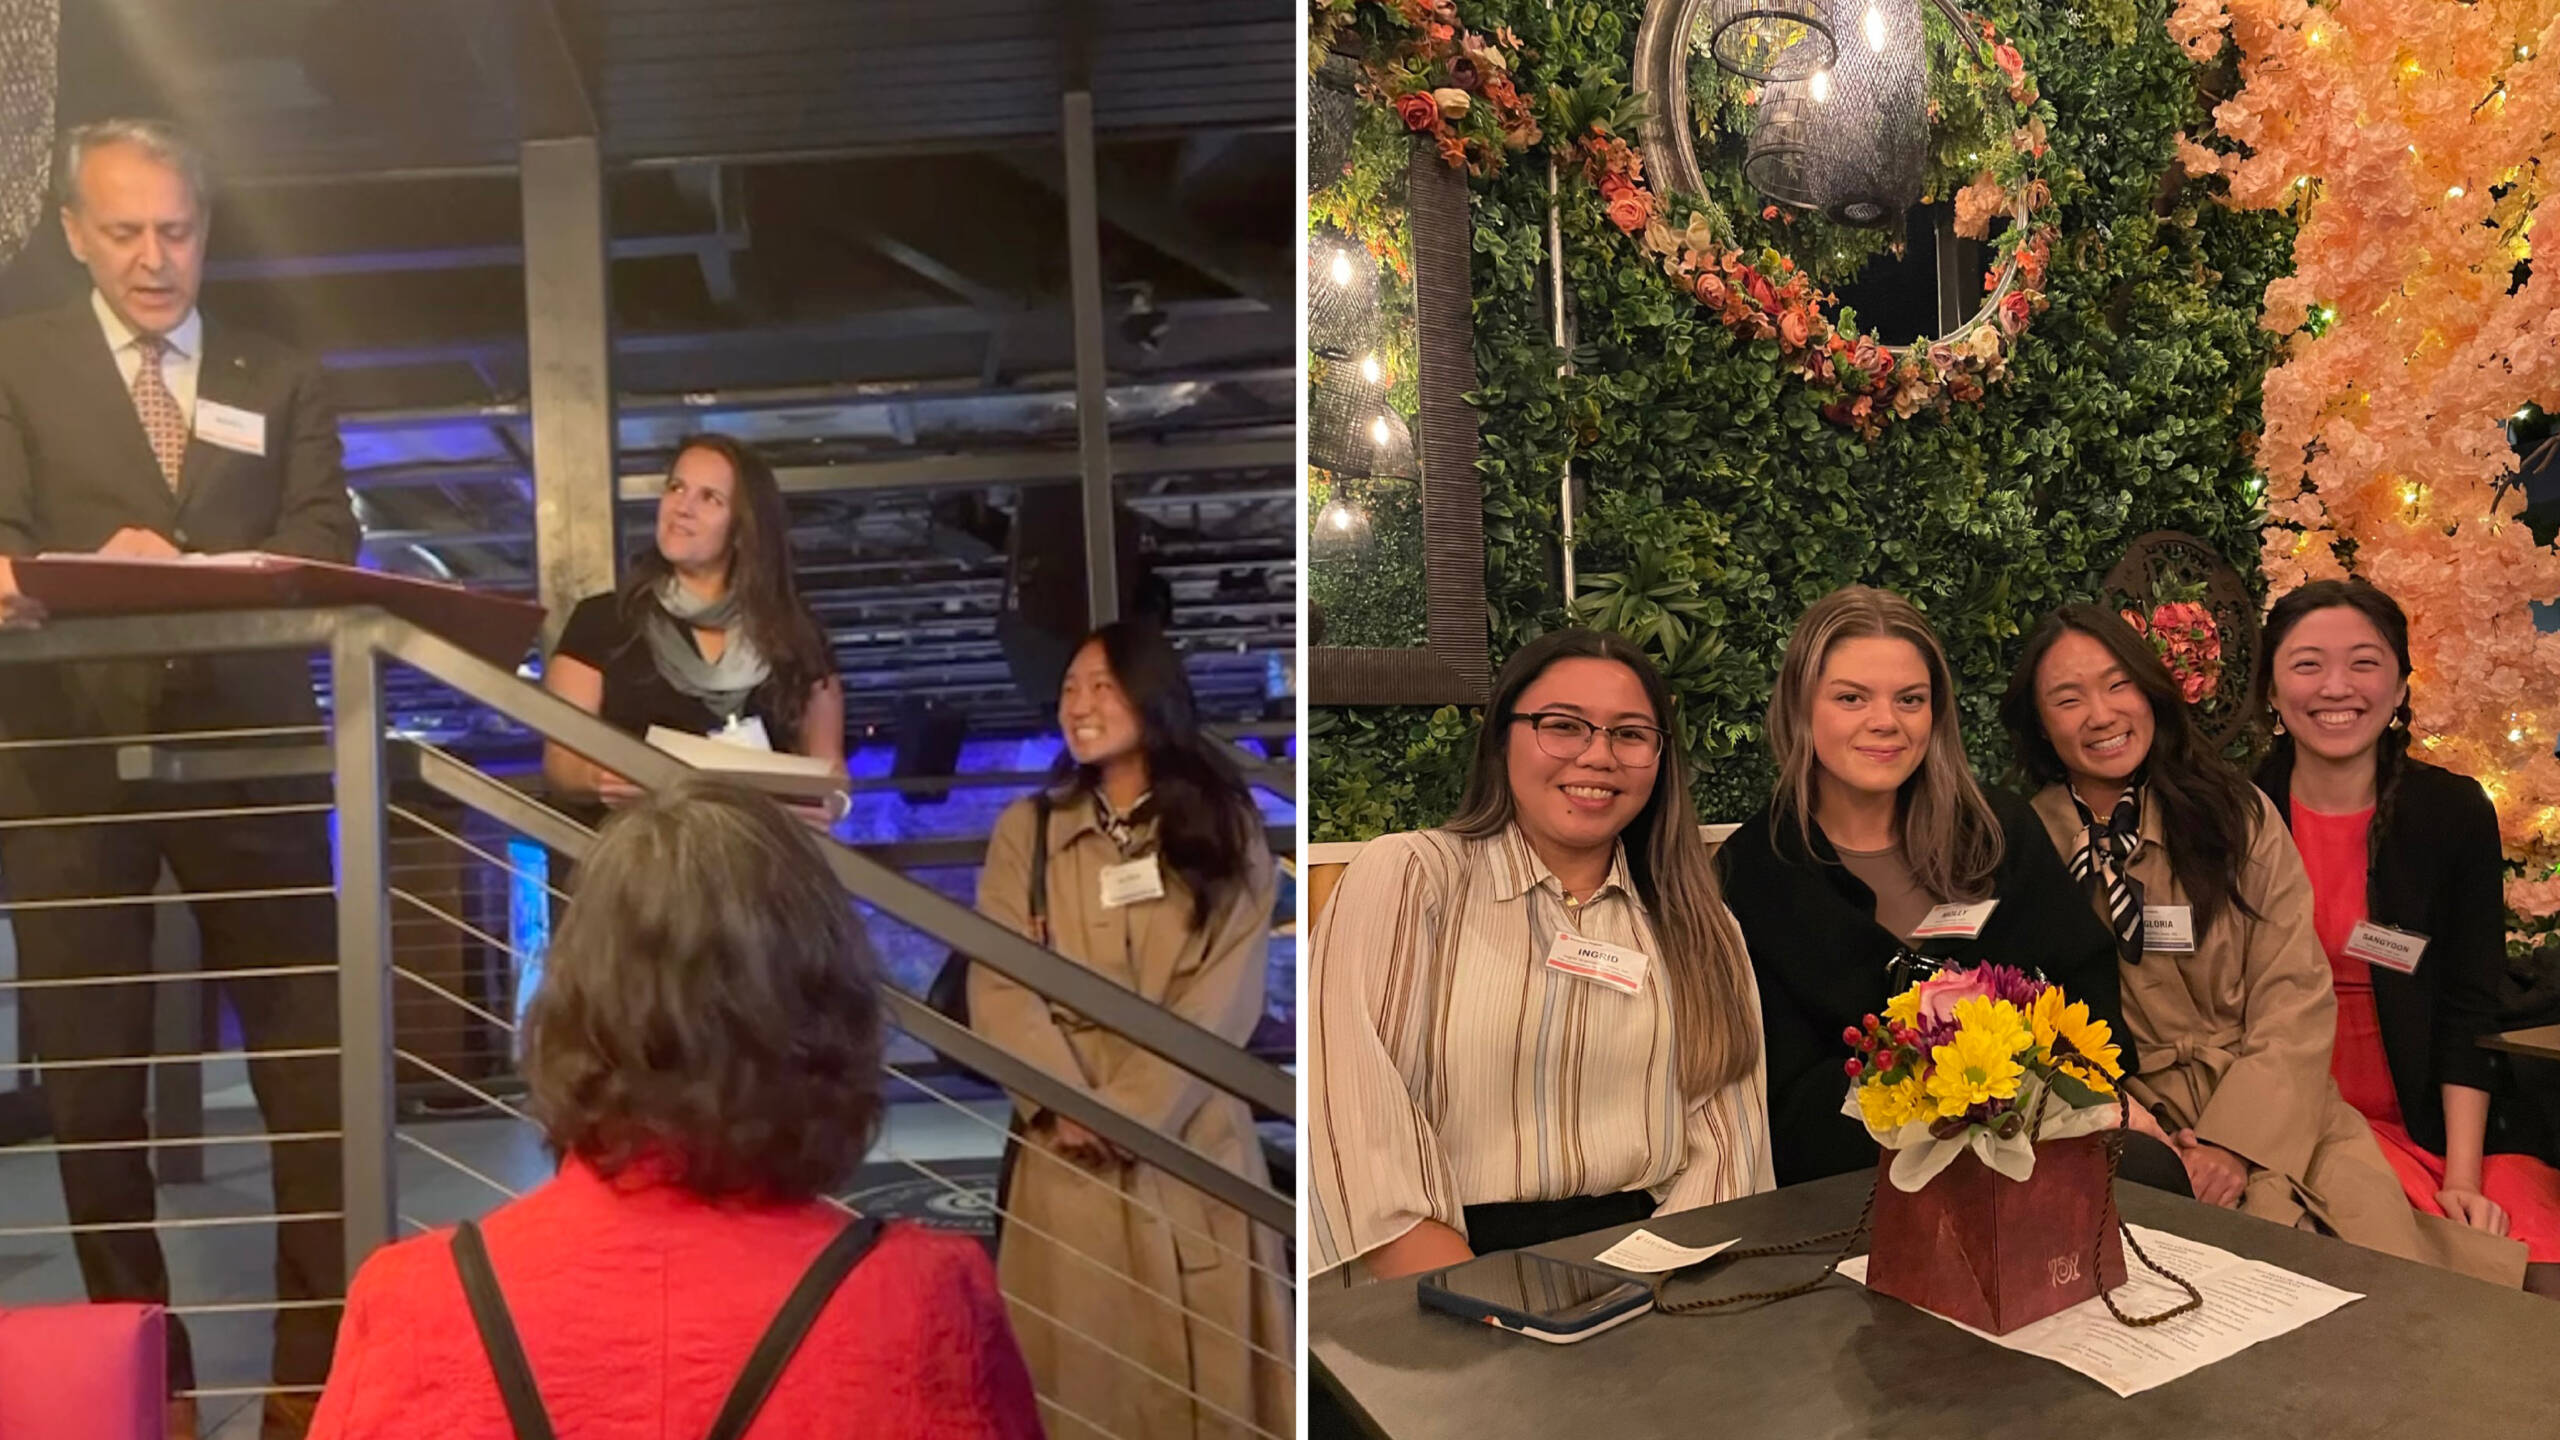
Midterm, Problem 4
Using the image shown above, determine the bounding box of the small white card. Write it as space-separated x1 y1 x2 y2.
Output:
2142 905 2197 954
1099 857 1165 909
1544 931 1651 996
1591 1228 1737 1274
710 714 774 752
1912 899 2001 939
193 399 266 457
2344 920 2427 974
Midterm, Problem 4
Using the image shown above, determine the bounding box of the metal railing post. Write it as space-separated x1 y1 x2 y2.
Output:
329 621 397 1269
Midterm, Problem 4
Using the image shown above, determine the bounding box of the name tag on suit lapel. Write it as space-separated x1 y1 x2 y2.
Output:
194 399 265 457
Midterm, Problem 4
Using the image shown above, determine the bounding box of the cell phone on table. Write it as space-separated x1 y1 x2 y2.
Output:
1416 1249 1654 1344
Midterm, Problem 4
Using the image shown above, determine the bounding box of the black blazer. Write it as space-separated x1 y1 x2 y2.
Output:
2257 750 2550 1158
1719 788 2134 1185
0 301 357 815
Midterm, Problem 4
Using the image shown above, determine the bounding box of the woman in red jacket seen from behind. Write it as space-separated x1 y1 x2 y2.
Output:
308 777 1045 1439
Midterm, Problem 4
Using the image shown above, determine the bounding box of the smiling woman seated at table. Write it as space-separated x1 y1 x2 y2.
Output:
2003 604 2525 1285
1307 628 1773 1282
1718 586 2136 1188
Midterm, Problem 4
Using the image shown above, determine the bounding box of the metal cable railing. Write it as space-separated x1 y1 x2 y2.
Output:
0 606 1295 1431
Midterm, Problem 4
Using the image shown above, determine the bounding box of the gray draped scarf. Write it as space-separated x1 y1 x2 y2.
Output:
640 575 770 721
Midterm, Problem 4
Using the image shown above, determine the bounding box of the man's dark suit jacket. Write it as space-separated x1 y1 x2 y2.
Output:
0 300 359 817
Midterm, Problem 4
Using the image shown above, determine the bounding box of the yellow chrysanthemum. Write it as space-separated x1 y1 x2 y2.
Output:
2029 987 2123 1093
1883 985 1923 1030
1857 1073 1930 1132
1949 995 2033 1055
1925 1025 2027 1118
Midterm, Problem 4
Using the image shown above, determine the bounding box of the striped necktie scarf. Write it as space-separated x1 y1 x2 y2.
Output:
2068 783 2146 965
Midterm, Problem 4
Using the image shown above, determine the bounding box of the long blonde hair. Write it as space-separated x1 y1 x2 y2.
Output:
1765 586 2003 901
1447 628 1760 1098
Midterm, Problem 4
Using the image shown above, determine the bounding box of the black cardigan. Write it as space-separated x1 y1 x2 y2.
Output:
2257 750 2550 1159
1719 788 2135 1186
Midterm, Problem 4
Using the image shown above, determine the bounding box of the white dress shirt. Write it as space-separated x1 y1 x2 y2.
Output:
91 290 202 427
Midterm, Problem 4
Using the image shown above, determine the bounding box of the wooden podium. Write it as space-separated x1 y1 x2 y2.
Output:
11 552 545 667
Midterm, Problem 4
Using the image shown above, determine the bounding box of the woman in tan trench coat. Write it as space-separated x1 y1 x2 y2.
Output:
969 622 1293 1440
2002 606 2524 1285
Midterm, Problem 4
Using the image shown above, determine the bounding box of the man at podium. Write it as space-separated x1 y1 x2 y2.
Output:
0 119 355 1440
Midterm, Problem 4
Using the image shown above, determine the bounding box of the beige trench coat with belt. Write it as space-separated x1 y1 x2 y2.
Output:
2030 784 2524 1285
969 789 1293 1440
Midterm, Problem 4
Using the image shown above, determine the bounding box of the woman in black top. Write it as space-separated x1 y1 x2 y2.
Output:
1718 586 2132 1185
542 434 841 803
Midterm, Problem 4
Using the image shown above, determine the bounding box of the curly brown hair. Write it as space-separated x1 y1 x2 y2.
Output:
526 777 884 1201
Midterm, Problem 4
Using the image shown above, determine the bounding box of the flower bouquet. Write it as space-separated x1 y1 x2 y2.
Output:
1841 965 2138 1334
2122 599 2225 705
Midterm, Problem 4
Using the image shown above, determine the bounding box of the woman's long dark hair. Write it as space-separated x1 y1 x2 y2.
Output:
1058 622 1260 925
2258 579 2416 873
2002 605 2264 938
1445 628 1760 1098
618 433 835 744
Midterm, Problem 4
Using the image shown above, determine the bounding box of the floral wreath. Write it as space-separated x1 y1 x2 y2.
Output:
1335 0 2060 438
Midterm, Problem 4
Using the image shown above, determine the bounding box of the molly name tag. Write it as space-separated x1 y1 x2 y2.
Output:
1544 931 1650 996
2344 920 2427 975
1912 899 2001 940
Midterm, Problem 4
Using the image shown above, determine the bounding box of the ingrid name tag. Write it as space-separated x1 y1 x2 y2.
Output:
2344 920 2427 974
1912 899 2000 940
1099 857 1165 909
2142 905 2197 953
1544 931 1650 996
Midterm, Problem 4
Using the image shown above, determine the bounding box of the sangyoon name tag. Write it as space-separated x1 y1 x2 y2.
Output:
2142 905 2197 954
2344 921 2427 975
1099 857 1165 909
1544 931 1650 996
1912 899 2001 940
194 399 266 457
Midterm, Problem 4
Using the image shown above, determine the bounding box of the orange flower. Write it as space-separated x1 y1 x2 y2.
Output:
1606 190 1653 233
1394 92 1439 132
1995 43 2025 81
1954 172 2007 239
1779 307 1810 347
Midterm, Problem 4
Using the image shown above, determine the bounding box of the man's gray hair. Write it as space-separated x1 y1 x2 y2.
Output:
56 118 210 212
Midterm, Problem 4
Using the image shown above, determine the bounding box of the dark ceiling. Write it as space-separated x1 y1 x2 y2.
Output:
2 0 1296 742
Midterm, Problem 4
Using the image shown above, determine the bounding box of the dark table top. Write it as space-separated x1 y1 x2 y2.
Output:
2482 1023 2560 1062
1311 1173 2560 1440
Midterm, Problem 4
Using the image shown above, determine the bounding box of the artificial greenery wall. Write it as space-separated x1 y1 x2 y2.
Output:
1311 0 2297 840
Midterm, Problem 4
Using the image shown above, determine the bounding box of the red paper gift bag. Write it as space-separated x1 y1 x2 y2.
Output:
1865 1132 2127 1335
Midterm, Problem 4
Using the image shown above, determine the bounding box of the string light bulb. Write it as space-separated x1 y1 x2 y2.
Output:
1327 503 1356 532
1370 415 1393 445
1863 5 1887 51
2448 185 2467 198
1330 250 1355 287
1810 69 1832 103
1360 353 1384 384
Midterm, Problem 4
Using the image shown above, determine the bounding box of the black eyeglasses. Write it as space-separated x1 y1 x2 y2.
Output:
1510 712 1667 767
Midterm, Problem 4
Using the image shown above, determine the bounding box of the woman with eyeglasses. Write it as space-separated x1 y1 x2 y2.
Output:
2002 603 2518 1282
1308 628 1772 1282
1719 587 2134 1185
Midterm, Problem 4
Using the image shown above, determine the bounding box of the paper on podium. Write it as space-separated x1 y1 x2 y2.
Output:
1839 1225 2361 1397
643 725 850 803
11 551 544 667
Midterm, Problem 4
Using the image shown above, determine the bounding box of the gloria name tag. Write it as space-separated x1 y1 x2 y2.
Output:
1544 931 1650 996
1099 857 1165 909
194 399 266 457
2142 905 2197 954
2344 920 2428 975
1912 899 2001 940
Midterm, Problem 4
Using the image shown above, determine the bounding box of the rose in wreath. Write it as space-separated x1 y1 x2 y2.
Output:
1393 91 1440 132
2125 602 2224 704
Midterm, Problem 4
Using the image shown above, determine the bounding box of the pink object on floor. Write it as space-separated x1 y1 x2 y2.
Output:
0 1302 166 1440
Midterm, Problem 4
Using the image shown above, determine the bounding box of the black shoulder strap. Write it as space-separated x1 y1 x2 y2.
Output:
1027 792 1053 942
702 1216 888 1440
450 1221 558 1440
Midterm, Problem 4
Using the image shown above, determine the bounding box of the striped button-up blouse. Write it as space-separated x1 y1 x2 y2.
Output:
1309 824 1775 1276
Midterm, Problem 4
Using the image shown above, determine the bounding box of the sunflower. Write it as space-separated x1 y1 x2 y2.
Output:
1924 1025 2027 1118
2029 987 2123 1093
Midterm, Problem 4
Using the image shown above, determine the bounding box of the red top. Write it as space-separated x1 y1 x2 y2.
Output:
306 1158 1044 1440
2292 802 2377 996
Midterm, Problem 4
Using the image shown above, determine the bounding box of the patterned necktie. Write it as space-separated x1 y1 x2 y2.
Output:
2068 783 2147 965
131 332 187 490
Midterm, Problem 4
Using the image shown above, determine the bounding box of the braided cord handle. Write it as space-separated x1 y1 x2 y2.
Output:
1648 1184 1876 1315
2094 1091 2205 1327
